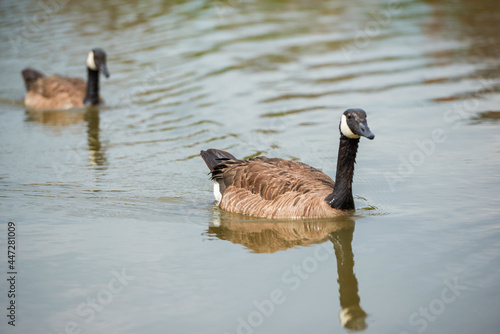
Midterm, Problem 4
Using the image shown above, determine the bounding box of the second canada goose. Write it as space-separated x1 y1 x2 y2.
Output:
21 48 110 110
201 108 375 219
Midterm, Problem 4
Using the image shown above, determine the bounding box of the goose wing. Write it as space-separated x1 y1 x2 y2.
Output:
31 75 86 98
212 157 334 199
208 154 336 218
24 75 87 109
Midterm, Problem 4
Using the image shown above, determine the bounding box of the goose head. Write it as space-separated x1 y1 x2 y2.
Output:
339 108 375 140
85 48 110 78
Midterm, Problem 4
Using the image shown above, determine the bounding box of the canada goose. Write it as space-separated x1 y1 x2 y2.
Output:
201 108 374 219
21 48 110 110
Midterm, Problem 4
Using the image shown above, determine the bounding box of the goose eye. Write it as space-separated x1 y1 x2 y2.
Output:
347 114 352 119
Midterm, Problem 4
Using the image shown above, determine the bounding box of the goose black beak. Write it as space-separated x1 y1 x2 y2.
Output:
100 63 110 78
357 121 375 140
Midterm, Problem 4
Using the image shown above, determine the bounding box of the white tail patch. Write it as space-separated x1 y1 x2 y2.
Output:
340 114 360 139
213 181 222 203
86 50 97 71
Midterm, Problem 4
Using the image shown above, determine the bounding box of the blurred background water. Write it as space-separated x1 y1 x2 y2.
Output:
0 0 499 333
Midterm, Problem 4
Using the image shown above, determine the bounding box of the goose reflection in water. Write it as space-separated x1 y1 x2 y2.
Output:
24 106 107 167
207 212 367 331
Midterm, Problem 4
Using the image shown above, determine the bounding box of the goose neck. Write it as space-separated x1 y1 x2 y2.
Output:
326 135 359 210
84 69 100 105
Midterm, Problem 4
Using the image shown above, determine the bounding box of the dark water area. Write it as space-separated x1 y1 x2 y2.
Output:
0 0 499 333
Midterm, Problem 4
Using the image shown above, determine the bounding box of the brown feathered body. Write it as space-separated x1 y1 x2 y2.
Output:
23 74 98 110
202 151 343 219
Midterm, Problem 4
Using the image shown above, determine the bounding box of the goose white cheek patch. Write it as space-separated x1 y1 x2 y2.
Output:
340 114 360 139
86 51 97 71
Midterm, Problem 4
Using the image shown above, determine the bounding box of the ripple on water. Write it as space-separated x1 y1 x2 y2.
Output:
1 1 500 333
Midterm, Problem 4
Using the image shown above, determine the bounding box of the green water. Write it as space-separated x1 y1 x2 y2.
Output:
1 0 499 333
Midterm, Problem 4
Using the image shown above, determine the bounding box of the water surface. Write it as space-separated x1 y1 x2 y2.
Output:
1 0 499 333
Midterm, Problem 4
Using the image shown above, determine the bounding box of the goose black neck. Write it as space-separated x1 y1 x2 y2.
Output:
84 69 100 105
325 135 359 210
